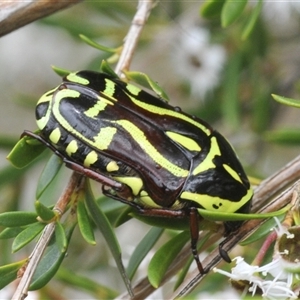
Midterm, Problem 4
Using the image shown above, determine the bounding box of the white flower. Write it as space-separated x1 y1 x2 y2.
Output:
214 256 262 290
172 27 226 99
272 217 300 274
214 256 298 300
260 280 297 300
214 218 300 299
214 256 259 281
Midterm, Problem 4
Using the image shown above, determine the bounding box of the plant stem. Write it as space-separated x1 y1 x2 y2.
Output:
12 173 84 300
115 0 155 77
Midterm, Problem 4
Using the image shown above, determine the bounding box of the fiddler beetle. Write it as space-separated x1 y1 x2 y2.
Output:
22 70 253 273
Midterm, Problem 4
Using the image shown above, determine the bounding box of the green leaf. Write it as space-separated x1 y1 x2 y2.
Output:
12 222 45 252
51 65 72 77
30 241 65 290
79 34 119 53
240 215 284 245
125 71 169 102
241 0 262 40
0 259 27 289
77 198 96 245
35 201 56 221
84 180 133 297
36 154 63 199
272 94 300 108
148 231 190 288
7 135 46 169
100 199 128 227
127 227 164 280
265 129 300 145
221 0 248 27
118 207 218 233
197 205 290 222
100 60 118 78
30 221 76 290
200 0 225 18
56 268 118 299
114 206 135 227
0 227 24 239
0 211 38 227
129 210 190 231
55 222 68 252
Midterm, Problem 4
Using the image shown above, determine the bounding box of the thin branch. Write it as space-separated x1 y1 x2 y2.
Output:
12 173 84 300
114 0 155 77
0 0 82 38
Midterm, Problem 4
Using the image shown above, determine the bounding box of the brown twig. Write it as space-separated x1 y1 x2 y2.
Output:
114 0 155 77
12 173 84 300
0 0 82 38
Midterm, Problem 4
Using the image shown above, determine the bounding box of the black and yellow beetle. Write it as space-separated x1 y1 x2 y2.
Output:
23 70 253 273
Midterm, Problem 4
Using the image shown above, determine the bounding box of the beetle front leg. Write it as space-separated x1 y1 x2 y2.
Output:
22 130 134 200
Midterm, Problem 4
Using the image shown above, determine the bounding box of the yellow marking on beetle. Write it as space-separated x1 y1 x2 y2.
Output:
113 176 143 196
49 128 61 144
37 89 56 105
170 199 186 210
114 120 189 177
126 83 141 96
52 89 117 151
52 90 114 152
192 137 221 175
166 131 201 152
139 191 162 208
55 89 81 104
106 161 119 172
84 96 114 118
67 73 89 85
36 89 56 130
223 164 243 184
128 96 211 136
104 79 116 97
51 89 80 127
181 188 253 213
36 114 49 131
84 150 98 167
93 127 117 150
65 140 78 156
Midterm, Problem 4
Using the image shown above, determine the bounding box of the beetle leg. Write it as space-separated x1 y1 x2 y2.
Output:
102 186 143 209
22 130 63 158
104 189 206 273
103 187 188 217
102 188 207 274
21 130 133 196
218 236 232 263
